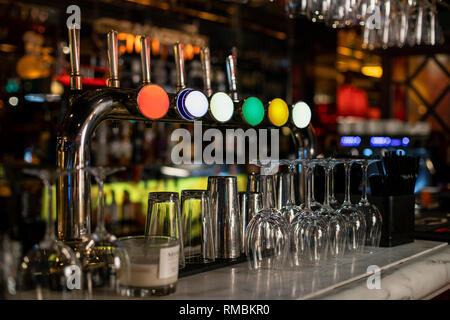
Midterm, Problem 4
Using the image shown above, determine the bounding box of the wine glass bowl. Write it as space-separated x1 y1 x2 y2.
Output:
355 159 383 251
19 240 82 298
245 209 290 270
302 214 329 266
337 203 366 254
335 159 366 255
357 204 382 248
316 159 347 260
290 159 329 267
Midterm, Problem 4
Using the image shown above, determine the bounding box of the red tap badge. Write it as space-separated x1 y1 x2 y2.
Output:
137 84 170 120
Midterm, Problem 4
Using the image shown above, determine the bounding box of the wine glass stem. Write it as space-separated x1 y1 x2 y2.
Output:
286 165 295 206
95 179 107 235
330 166 336 200
310 166 316 203
360 163 369 204
305 165 312 210
324 167 331 207
344 162 352 205
44 181 56 241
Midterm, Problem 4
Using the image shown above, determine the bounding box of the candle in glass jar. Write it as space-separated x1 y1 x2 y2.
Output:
121 244 179 288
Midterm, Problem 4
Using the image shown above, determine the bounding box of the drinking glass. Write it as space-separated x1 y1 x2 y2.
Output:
380 0 393 48
18 168 82 300
327 0 355 28
317 159 347 259
361 0 382 49
251 174 277 210
423 0 444 46
145 192 185 269
285 0 308 18
181 190 215 263
414 0 429 46
291 159 328 266
355 159 382 252
388 0 409 47
353 0 371 25
336 159 366 254
77 166 130 297
308 0 332 22
407 0 421 46
239 192 263 254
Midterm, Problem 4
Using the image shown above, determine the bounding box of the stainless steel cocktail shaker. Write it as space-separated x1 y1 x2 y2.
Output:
207 176 241 260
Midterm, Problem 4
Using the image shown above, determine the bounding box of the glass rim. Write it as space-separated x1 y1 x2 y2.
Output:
118 235 179 246
181 189 208 194
148 191 179 202
181 189 209 199
207 175 237 180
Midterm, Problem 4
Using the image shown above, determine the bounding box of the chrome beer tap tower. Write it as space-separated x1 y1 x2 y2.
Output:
56 26 316 242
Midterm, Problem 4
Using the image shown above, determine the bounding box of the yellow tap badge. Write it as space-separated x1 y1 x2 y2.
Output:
268 98 289 127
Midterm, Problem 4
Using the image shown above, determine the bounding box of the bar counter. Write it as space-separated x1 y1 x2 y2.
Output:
168 240 450 300
15 240 448 300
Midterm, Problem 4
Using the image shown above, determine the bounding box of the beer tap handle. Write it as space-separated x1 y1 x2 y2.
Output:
174 42 186 91
226 54 239 103
200 47 213 98
140 36 151 84
68 27 82 91
107 30 120 88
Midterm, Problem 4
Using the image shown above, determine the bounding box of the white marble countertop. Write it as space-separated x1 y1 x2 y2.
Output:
14 240 450 300
164 240 450 300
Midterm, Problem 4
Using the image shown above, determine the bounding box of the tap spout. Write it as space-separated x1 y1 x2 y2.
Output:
56 88 149 241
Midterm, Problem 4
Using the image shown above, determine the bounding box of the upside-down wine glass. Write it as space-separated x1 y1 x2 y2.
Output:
285 0 308 19
355 159 383 253
336 159 366 255
291 159 328 267
251 160 288 228
317 159 347 260
308 0 332 22
77 166 131 297
245 160 290 270
18 168 82 300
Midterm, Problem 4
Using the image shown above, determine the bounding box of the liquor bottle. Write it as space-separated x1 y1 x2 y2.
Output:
121 190 133 235
109 190 118 224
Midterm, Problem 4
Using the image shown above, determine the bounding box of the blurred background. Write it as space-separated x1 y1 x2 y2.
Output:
0 0 448 250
